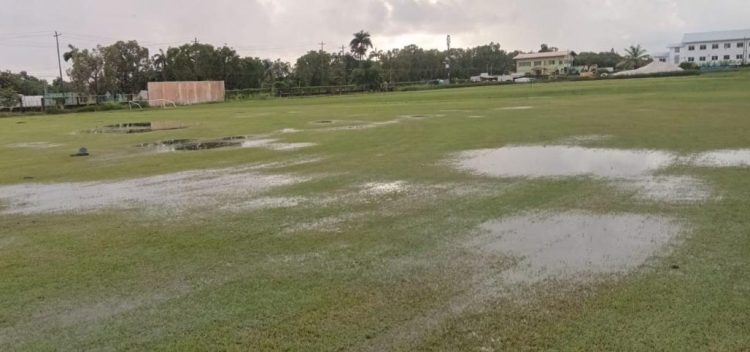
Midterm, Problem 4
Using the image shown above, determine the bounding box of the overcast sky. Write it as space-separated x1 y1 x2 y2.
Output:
2 0 750 81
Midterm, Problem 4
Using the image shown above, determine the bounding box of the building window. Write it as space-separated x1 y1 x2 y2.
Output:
519 62 531 67
712 44 719 49
724 55 730 60
725 43 732 49
688 45 695 51
674 47 680 53
711 56 718 61
738 55 744 60
548 60 556 65
533 61 542 66
699 57 706 61
699 45 707 50
738 42 745 48
559 60 563 65
688 57 695 62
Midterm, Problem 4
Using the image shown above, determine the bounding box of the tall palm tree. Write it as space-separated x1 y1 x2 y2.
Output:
350 30 373 62
623 44 649 69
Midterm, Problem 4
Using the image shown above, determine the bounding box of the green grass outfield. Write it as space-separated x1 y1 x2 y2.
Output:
1 72 749 350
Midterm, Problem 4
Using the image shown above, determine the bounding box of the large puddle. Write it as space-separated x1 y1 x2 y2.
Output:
473 212 679 284
87 122 187 134
455 146 674 178
139 137 315 152
0 164 311 215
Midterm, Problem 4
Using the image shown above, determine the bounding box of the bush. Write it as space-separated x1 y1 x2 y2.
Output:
679 62 700 71
97 101 125 111
45 106 64 114
608 70 700 80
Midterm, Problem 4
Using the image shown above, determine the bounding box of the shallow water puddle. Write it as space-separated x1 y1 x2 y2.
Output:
87 121 187 134
614 176 713 203
689 149 750 167
0 166 308 215
141 137 315 152
496 106 534 110
6 142 63 149
455 146 674 178
474 212 679 284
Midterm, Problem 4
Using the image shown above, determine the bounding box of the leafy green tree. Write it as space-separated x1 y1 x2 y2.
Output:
573 51 624 68
64 45 105 95
0 87 19 110
329 52 357 86
294 51 333 87
351 61 383 90
350 30 373 62
99 41 151 94
0 71 50 95
228 57 266 89
263 59 292 95
622 45 650 69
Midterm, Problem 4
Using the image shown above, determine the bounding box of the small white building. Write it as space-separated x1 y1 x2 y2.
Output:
652 52 669 62
470 73 514 83
667 29 750 66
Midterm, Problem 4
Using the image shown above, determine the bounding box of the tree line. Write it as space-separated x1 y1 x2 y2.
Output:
2 31 653 99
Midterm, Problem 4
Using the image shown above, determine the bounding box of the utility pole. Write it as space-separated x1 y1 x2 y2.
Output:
53 31 64 92
318 42 326 86
340 45 348 85
194 37 198 45
446 35 451 84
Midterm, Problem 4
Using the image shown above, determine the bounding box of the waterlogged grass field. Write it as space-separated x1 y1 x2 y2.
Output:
1 72 749 350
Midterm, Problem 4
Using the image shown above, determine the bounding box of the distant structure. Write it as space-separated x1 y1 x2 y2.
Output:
667 29 750 66
514 50 575 77
652 52 669 62
147 81 225 106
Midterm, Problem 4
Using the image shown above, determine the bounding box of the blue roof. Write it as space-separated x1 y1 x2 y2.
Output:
683 29 750 43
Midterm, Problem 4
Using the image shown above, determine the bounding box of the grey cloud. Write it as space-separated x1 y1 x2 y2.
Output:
2 0 750 78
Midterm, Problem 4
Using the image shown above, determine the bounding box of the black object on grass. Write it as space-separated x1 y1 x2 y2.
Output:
70 147 90 157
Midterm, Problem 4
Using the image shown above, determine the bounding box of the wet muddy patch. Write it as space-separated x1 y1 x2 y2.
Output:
138 136 316 152
87 121 187 134
225 196 306 211
0 164 311 215
688 149 750 168
454 146 675 178
6 142 63 149
496 106 534 111
450 145 720 205
613 176 713 203
557 134 613 145
360 181 409 196
471 211 680 285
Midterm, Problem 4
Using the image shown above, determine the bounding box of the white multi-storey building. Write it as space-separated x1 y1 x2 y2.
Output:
667 29 750 66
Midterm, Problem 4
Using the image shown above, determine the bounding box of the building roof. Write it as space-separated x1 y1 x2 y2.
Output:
682 29 750 43
514 51 573 60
